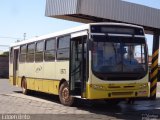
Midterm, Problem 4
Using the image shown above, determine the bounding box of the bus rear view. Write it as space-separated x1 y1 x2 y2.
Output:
86 24 149 101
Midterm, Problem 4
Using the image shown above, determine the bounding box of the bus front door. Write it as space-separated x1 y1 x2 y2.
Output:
69 35 87 97
13 49 19 85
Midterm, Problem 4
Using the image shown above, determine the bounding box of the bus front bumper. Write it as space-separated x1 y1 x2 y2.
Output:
85 83 149 100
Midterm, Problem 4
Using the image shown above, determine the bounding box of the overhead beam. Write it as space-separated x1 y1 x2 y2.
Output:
45 0 160 31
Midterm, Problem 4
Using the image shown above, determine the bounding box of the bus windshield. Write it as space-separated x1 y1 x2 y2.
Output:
92 35 147 80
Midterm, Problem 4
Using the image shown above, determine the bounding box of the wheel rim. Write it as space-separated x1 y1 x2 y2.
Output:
62 87 70 102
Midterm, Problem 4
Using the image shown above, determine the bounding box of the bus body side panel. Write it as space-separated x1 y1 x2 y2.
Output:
55 61 69 82
43 61 59 95
42 80 60 94
18 62 26 87
34 62 44 91
16 59 69 95
25 62 35 89
26 77 35 90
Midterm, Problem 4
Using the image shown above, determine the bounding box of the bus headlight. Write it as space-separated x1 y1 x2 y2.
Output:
90 84 105 90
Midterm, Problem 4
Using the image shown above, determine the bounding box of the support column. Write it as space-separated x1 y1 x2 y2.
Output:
150 29 160 100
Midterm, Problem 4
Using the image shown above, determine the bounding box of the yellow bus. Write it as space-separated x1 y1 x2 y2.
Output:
9 23 149 106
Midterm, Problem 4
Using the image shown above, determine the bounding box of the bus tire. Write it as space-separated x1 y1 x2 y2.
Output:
59 82 74 106
21 78 28 95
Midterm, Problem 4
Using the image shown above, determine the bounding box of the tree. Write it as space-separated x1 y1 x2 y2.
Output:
0 51 9 56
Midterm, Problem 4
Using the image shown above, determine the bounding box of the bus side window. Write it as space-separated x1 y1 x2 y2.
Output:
35 41 44 62
26 43 35 62
57 35 70 60
44 38 56 61
19 45 27 63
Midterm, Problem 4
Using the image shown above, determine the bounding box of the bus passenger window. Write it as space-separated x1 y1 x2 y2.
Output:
44 38 56 61
57 35 70 60
26 43 35 62
19 45 26 63
35 41 44 62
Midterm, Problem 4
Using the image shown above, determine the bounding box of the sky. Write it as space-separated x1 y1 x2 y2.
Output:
0 0 160 55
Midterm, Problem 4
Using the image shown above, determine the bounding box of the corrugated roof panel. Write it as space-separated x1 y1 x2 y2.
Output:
45 0 78 16
45 0 160 29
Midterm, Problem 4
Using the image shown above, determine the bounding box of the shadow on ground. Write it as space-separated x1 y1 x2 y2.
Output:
13 90 160 120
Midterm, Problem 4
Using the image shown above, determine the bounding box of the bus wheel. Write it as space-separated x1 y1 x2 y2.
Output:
59 82 74 106
21 78 28 95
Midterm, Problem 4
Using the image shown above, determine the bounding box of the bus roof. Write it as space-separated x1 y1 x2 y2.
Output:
10 24 89 47
10 22 143 47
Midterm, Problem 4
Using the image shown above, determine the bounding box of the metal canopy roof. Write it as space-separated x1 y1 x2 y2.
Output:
45 0 160 31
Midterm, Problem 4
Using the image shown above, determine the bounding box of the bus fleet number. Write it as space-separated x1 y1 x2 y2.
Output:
60 69 66 74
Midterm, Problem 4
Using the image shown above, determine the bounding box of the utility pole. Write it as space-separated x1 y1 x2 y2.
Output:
24 33 26 40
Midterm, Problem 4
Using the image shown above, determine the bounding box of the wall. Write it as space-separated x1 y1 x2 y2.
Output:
0 56 9 78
